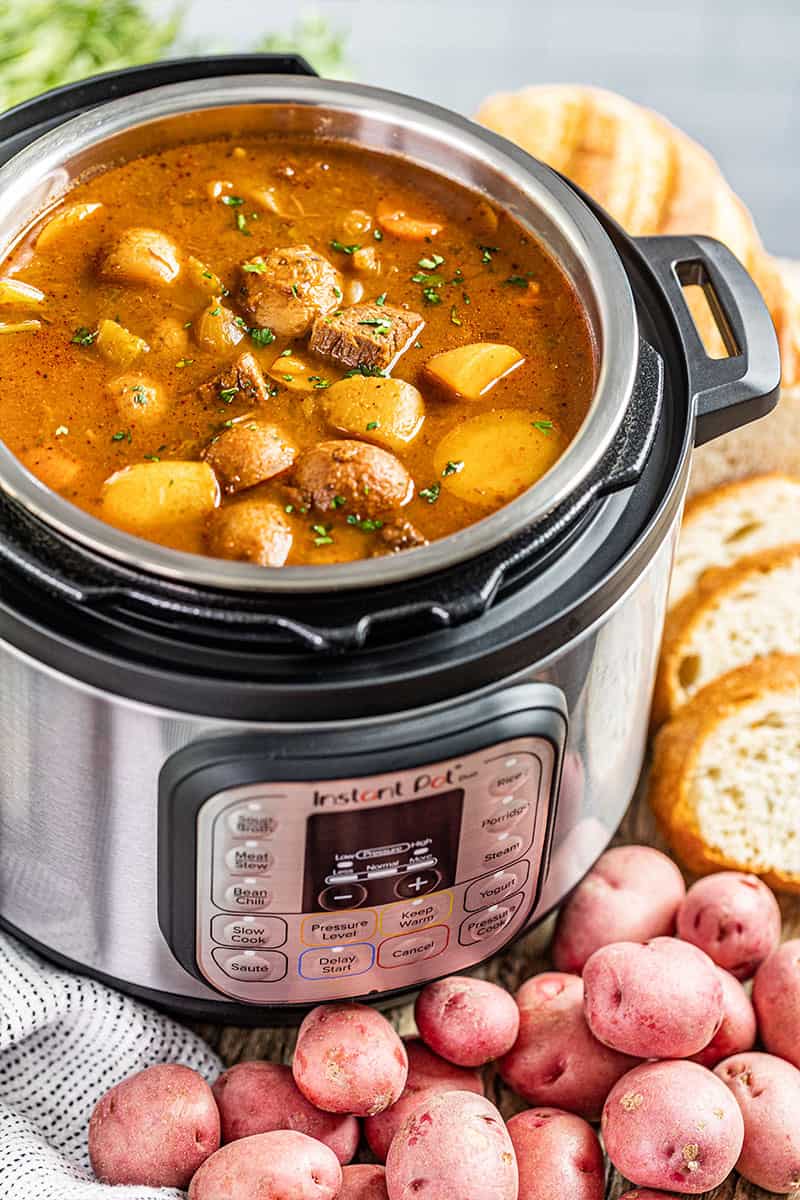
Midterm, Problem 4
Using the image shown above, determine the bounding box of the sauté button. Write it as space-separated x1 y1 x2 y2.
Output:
394 869 441 900
226 803 279 838
377 925 449 968
222 879 273 910
224 841 274 875
318 883 368 911
458 891 525 946
211 914 287 949
212 948 287 982
380 891 453 935
298 943 375 980
302 910 378 946
464 862 530 912
489 760 533 797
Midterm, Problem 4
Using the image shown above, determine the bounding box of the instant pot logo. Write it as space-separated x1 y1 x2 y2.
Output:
312 767 456 807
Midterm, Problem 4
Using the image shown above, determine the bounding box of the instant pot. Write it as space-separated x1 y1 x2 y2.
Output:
0 56 780 1021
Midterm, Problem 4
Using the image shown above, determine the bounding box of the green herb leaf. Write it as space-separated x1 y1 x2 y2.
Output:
479 244 499 264
235 211 250 235
366 420 379 431
420 482 441 503
344 364 386 378
331 495 346 509
70 325 97 346
422 287 442 305
346 515 384 532
111 428 132 443
373 228 383 241
221 195 244 207
418 253 444 270
242 259 268 276
442 460 464 477
505 275 529 287
250 326 275 346
330 239 361 255
532 419 554 434
450 305 462 326
375 292 387 306
175 358 194 368
219 386 238 404
357 319 391 335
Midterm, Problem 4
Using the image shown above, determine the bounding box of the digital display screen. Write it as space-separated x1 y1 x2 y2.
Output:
303 790 464 911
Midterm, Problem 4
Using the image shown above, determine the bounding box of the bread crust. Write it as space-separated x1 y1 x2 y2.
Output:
650 654 800 892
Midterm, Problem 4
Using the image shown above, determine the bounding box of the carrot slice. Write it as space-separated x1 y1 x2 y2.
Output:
376 199 443 241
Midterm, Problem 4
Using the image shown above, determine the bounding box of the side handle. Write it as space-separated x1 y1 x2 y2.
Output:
637 235 781 446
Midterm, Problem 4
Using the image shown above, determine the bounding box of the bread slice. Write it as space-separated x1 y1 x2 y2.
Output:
669 473 800 609
689 388 800 496
654 544 800 726
650 655 800 892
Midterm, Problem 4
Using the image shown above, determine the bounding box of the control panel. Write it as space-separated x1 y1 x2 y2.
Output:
158 686 567 1005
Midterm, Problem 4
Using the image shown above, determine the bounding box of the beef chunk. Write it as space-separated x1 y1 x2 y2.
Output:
196 352 270 408
238 244 341 338
376 518 428 553
309 303 424 372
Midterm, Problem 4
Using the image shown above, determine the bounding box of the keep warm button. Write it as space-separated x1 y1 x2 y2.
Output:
458 892 525 946
378 925 449 969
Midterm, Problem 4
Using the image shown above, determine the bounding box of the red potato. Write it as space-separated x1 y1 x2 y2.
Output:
88 1063 220 1188
619 1191 694 1200
716 1052 800 1193
552 845 686 973
188 1130 342 1200
293 1002 408 1117
583 937 723 1058
497 972 638 1120
689 968 756 1068
752 938 800 1069
364 1037 484 1162
211 1061 358 1162
507 1108 604 1200
676 872 781 979
340 1164 389 1200
414 975 519 1067
602 1060 744 1194
385 1090 517 1200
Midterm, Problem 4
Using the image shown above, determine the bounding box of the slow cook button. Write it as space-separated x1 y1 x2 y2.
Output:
481 798 532 836
224 841 274 875
488 759 533 797
226 803 279 839
464 861 530 912
212 948 287 983
380 891 453 935
458 891 525 946
377 925 450 969
299 943 375 980
221 879 273 911
211 914 287 949
301 910 378 946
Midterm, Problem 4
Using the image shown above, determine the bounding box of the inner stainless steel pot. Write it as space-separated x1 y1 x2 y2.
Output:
0 75 639 592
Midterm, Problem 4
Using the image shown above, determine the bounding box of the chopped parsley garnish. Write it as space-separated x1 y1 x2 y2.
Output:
450 305 462 326
175 358 194 368
442 460 464 477
111 429 132 443
242 258 267 274
131 384 148 406
463 292 471 305
366 420 379 431
284 504 294 514
479 244 499 263
411 271 444 286
282 374 294 383
219 386 238 404
358 318 391 335
143 455 160 462
331 495 346 509
233 315 248 329
70 326 97 346
532 419 554 434
420 482 441 503
311 522 333 546
330 240 361 255
346 515 384 532
312 378 331 389
333 286 343 299
505 275 530 287
183 320 193 329
373 228 383 241
235 211 250 235
221 195 244 207
449 268 464 284
250 326 275 346
422 287 442 305
375 292 387 306
344 364 385 378
209 306 221 316
418 253 444 270
291 283 300 298
279 348 293 357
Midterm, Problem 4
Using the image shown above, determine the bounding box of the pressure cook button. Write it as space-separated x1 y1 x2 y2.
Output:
298 943 375 980
380 891 453 935
489 760 533 796
481 799 532 836
458 891 525 946
318 883 368 911
222 879 273 910
394 869 441 900
224 842 274 875
302 910 378 946
212 948 287 982
377 924 449 969
464 862 530 912
211 914 287 949
226 804 278 839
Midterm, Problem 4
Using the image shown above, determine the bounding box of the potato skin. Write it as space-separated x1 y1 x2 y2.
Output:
414 976 519 1067
98 226 180 286
293 1003 408 1117
601 1060 744 1194
88 1063 220 1188
206 500 292 567
553 845 686 973
323 376 425 453
583 937 723 1058
204 421 297 494
340 1164 389 1200
385 1090 517 1200
676 872 781 980
715 1051 800 1193
292 439 412 518
689 968 756 1068
498 972 638 1120
188 1130 342 1200
751 939 800 1069
507 1107 604 1200
211 1062 358 1162
364 1037 484 1161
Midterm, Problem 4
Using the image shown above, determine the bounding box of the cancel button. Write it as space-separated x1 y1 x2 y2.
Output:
377 925 449 969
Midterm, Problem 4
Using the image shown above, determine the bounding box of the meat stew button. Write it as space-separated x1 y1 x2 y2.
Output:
377 925 449 968
212 948 287 982
458 891 525 946
224 841 274 875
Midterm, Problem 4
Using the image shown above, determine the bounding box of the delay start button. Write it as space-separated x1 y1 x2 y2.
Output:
299 943 375 980
302 910 378 946
458 891 525 946
211 948 287 982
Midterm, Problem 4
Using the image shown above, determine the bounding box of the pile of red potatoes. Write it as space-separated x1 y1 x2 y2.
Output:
87 847 800 1199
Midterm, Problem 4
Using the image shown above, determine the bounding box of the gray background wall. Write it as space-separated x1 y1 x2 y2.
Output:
186 0 799 256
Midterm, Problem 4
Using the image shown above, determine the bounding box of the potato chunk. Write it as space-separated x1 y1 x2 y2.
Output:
96 318 149 368
195 299 245 354
106 374 169 426
433 410 566 506
422 342 524 401
35 202 102 249
267 352 323 393
21 444 81 492
185 255 225 296
238 244 341 338
98 227 181 287
206 500 293 566
0 279 45 306
101 461 218 534
204 420 297 494
323 376 424 452
292 440 412 518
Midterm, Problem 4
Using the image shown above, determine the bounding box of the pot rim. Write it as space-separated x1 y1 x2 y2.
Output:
0 74 639 593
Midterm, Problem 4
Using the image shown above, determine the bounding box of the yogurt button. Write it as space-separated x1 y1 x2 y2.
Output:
212 948 287 982
226 804 279 838
225 842 274 875
464 862 530 912
299 943 375 980
211 914 287 948
378 925 449 968
458 892 525 946
489 762 533 796
221 879 273 910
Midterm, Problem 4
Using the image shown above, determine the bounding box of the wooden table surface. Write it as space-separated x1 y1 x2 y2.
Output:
193 777 800 1200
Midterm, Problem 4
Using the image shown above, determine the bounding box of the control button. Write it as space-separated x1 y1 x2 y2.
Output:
489 759 533 796
318 883 368 911
480 833 526 870
380 891 453 935
299 943 375 980
224 841 274 875
211 914 287 949
394 869 441 900
458 891 525 946
222 879 273 911
378 925 449 969
464 862 530 912
212 947 287 982
481 798 532 836
302 910 378 946
226 803 278 838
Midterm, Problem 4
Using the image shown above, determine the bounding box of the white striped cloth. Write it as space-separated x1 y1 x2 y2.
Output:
0 931 221 1198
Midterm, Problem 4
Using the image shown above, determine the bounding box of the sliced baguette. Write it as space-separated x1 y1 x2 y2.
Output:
669 473 800 609
654 544 800 726
650 655 800 892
